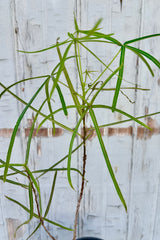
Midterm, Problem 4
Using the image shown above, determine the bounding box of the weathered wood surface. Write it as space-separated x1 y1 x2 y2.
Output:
1 0 160 239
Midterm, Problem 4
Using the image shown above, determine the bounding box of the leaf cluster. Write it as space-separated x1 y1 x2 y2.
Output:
0 17 160 239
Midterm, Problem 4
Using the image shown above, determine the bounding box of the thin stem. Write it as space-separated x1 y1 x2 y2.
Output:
27 173 56 240
86 48 121 95
73 102 87 240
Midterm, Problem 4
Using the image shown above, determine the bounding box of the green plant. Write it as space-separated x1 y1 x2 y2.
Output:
0 16 160 240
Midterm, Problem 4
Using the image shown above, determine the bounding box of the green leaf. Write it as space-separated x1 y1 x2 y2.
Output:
0 75 49 99
4 77 49 181
26 224 41 240
29 182 34 220
89 110 160 130
56 43 82 116
79 41 124 84
67 109 88 189
25 167 40 193
0 176 28 188
17 40 71 53
45 77 56 134
26 172 58 239
74 13 79 32
124 33 160 45
74 40 85 93
92 32 122 46
126 46 154 76
36 109 82 137
50 55 77 77
55 82 68 116
86 48 121 96
89 86 150 91
26 167 42 216
14 219 32 238
0 163 24 168
112 45 125 110
81 38 116 44
78 19 103 39
126 45 160 69
92 104 152 130
0 159 27 177
33 168 83 177
5 196 73 231
25 100 46 165
90 65 122 104
37 139 87 179
14 182 34 237
50 42 73 97
44 171 57 217
89 108 127 211
56 84 68 116
1 82 75 134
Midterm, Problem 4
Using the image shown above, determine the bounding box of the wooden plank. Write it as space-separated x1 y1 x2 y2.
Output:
1 0 160 239
127 0 160 239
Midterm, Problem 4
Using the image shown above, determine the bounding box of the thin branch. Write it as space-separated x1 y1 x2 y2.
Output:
73 106 87 240
27 173 56 240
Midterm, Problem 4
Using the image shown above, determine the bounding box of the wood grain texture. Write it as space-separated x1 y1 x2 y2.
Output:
0 0 160 239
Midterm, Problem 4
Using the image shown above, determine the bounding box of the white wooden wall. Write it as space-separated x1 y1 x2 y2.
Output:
1 0 160 239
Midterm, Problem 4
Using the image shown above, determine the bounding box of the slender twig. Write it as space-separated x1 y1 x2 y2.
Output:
73 105 87 240
27 173 56 240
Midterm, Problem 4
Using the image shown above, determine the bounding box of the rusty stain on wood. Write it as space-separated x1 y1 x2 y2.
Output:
6 218 24 240
0 128 64 138
37 139 41 156
0 118 159 139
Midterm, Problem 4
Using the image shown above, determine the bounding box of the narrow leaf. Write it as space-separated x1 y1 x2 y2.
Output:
29 182 34 220
89 108 127 211
56 43 82 116
78 19 103 39
37 139 87 179
0 75 49 99
26 224 41 240
15 219 31 237
56 83 68 116
45 77 55 134
90 65 122 104
0 176 28 188
74 13 79 31
112 45 125 110
25 166 41 211
89 110 160 130
4 77 49 181
0 159 27 177
44 171 57 217
50 42 73 97
67 109 88 189
1 83 73 132
93 32 122 46
25 100 46 165
18 40 71 53
124 33 160 45
126 46 154 76
5 196 73 231
126 45 160 69
92 104 152 130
